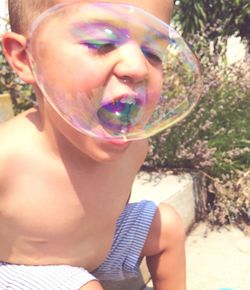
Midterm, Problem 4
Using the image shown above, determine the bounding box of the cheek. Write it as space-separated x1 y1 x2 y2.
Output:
148 67 163 98
33 43 111 96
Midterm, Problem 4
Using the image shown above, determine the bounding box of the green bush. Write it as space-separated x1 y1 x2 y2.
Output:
144 30 250 229
145 60 250 174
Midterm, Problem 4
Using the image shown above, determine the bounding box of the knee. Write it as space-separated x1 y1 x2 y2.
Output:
158 203 186 250
80 280 104 290
142 202 186 257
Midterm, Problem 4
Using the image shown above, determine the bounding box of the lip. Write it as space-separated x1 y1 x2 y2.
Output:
101 93 141 108
107 138 130 146
101 92 140 106
95 126 130 146
100 82 147 104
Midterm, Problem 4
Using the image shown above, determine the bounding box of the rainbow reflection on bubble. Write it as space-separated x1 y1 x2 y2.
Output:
27 1 203 141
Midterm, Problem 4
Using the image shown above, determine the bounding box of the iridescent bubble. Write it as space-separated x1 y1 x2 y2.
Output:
97 96 143 133
27 1 202 141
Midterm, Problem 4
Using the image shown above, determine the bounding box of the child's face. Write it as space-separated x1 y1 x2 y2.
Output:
28 0 175 141
23 0 201 161
27 0 201 148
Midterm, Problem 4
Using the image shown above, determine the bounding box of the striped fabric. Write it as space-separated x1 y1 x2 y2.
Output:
92 200 157 281
0 263 96 289
0 200 157 289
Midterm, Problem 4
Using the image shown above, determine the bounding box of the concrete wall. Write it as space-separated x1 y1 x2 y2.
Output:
0 93 14 123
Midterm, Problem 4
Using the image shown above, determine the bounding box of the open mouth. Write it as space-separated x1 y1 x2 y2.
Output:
97 95 143 133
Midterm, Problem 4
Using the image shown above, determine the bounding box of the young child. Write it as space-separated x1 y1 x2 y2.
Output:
0 0 186 289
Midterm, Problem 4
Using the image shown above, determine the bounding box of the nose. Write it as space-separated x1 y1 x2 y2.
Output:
113 41 149 84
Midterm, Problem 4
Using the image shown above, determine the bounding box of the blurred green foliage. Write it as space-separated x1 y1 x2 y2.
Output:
144 22 250 228
145 58 250 176
173 0 250 51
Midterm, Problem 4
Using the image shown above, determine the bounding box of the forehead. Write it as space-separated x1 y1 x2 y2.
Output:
52 0 173 23
100 0 173 22
31 1 171 42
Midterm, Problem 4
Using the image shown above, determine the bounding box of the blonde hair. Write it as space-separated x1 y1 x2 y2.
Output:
8 0 55 34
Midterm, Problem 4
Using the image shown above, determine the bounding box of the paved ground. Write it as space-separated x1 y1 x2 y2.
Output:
144 223 250 290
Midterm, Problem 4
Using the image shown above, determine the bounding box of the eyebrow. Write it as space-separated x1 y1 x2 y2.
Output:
71 21 130 39
70 19 172 49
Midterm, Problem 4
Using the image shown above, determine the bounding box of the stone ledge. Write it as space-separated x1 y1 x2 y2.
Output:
0 93 14 123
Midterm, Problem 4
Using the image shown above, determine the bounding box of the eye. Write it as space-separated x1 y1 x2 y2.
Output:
141 46 162 65
81 40 118 54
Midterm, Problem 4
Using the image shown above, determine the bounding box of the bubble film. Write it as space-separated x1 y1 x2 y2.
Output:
27 1 202 141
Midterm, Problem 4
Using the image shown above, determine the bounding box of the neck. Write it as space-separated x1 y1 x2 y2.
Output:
37 98 122 170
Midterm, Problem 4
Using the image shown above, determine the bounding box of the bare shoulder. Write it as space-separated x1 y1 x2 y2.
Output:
0 109 42 179
0 109 38 146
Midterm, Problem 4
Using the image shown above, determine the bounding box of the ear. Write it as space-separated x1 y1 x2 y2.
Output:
2 32 35 84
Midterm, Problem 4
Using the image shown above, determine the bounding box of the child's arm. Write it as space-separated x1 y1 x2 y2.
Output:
141 203 186 290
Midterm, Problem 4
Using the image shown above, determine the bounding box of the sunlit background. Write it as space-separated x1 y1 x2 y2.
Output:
0 0 8 33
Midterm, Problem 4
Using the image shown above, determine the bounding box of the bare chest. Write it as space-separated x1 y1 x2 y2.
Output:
0 164 132 268
1 165 130 235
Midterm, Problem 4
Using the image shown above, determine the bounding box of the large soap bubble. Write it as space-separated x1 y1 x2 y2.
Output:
27 1 202 141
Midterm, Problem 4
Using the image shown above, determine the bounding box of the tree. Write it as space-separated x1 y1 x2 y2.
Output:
173 0 250 50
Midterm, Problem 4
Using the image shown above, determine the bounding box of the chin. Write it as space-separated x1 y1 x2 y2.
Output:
49 110 131 163
92 139 131 162
69 134 131 163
